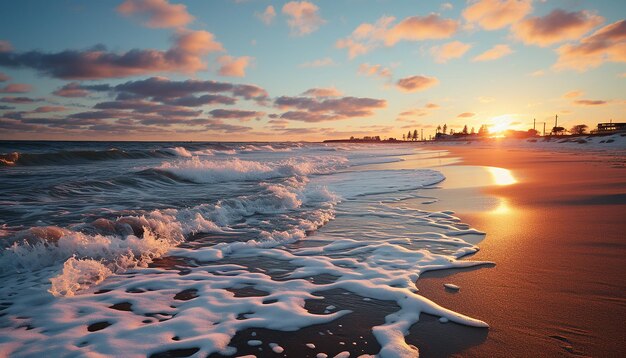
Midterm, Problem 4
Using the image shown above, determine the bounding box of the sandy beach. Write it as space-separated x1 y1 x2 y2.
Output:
412 144 626 357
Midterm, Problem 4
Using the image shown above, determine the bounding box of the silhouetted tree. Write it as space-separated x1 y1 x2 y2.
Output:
436 125 442 134
442 124 447 134
552 126 566 135
402 134 406 141
407 131 412 141
478 124 489 137
471 127 475 134
413 129 418 141
570 124 588 135
462 125 468 135
527 129 539 136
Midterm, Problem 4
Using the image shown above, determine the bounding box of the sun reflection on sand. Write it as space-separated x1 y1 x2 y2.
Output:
486 167 516 186
490 197 512 215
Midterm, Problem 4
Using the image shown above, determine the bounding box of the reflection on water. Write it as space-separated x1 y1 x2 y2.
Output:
486 167 516 186
490 197 512 215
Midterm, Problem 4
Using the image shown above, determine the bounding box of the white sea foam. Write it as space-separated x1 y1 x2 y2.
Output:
0 144 492 357
162 146 193 157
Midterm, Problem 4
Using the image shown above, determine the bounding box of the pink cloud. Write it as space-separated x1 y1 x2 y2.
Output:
256 5 276 25
218 55 252 77
0 72 9 82
0 83 32 93
301 87 343 98
463 0 532 30
563 90 583 99
34 106 68 113
0 41 12 53
282 1 325 36
512 9 604 47
337 14 457 58
473 44 513 61
554 20 626 71
430 41 471 63
0 30 223 79
358 63 392 80
457 112 475 118
117 0 194 28
396 75 439 93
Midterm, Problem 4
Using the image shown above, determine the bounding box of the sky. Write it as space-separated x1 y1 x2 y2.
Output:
0 0 624 141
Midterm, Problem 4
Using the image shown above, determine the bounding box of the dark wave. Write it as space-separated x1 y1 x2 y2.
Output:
0 148 177 167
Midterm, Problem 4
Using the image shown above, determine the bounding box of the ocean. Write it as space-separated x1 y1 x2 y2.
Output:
0 141 489 357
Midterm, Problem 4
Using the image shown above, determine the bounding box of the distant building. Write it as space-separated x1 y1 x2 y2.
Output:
596 122 626 133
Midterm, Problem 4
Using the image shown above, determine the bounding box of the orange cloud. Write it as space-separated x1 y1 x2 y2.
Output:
299 57 335 68
554 20 626 71
358 63 392 80
384 14 459 46
0 41 13 53
282 1 325 36
473 44 513 61
256 5 276 25
0 72 9 82
337 14 457 58
0 83 32 93
396 75 439 92
430 41 471 63
218 55 252 77
0 30 223 79
457 112 475 118
301 87 343 98
463 0 532 30
33 106 68 113
563 90 583 99
117 0 194 28
512 9 604 47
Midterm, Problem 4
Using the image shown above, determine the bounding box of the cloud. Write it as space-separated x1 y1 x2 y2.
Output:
275 94 386 122
209 109 265 121
218 55 252 77
512 9 604 47
282 1 325 36
205 119 252 133
299 57 335 68
0 96 42 104
52 82 112 97
337 14 457 58
301 87 343 98
0 30 223 79
0 83 32 93
0 41 12 53
430 41 471 63
0 72 9 82
441 3 453 11
463 0 532 30
553 20 626 71
457 112 475 118
396 103 440 121
106 77 267 103
117 0 194 28
33 106 68 113
396 75 439 92
574 99 608 105
563 90 583 99
473 44 513 61
256 5 276 25
358 63 392 80
530 69 545 77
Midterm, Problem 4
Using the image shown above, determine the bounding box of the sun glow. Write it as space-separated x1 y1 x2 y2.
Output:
486 167 516 185
489 114 515 134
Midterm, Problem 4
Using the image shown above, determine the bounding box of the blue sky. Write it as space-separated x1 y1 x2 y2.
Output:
0 0 624 140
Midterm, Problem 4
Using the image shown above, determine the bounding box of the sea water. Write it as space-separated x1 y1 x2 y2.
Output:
0 141 490 357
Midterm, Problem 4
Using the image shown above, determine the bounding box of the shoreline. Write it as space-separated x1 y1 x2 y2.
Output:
412 145 626 356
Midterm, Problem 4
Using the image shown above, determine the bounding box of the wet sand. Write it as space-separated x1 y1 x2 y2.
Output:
413 145 626 357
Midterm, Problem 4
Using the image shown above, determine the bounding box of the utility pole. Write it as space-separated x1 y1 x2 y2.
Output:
554 114 558 128
533 118 536 131
421 129 424 141
543 122 546 136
